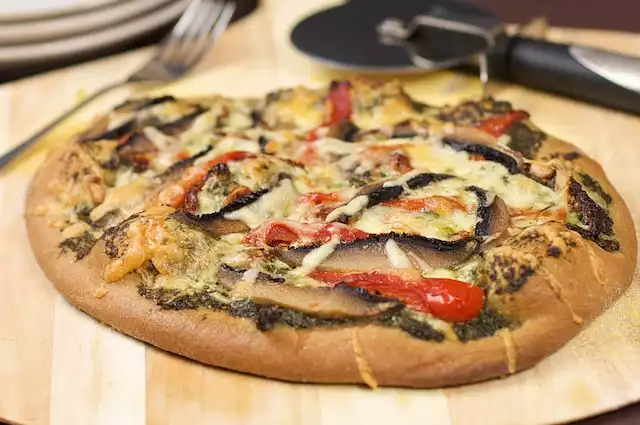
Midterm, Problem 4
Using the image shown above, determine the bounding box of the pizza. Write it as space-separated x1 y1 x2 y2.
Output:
26 78 636 388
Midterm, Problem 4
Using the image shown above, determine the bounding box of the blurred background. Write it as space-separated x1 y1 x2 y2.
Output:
0 0 637 84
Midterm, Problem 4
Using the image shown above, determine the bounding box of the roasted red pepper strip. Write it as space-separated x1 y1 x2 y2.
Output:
304 128 319 142
475 111 529 137
308 271 484 322
303 81 353 141
380 196 467 215
325 81 352 124
297 192 343 205
261 222 299 246
203 150 256 168
243 220 369 247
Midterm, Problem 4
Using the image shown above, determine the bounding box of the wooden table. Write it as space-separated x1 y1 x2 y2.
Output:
1 1 639 424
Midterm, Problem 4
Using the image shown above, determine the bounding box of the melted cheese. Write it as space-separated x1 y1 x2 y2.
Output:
314 138 362 157
291 238 339 276
384 239 413 269
325 195 369 222
263 86 324 129
224 179 297 228
354 205 476 240
90 177 152 222
143 126 176 150
382 169 426 189
406 143 561 210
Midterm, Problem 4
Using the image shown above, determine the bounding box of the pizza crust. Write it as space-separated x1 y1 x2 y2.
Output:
25 127 637 388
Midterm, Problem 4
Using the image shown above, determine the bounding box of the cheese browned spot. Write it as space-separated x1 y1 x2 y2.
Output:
497 328 517 374
352 330 378 389
540 268 583 324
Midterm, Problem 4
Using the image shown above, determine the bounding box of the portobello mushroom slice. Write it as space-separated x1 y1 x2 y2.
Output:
116 132 158 172
218 266 402 318
277 233 477 273
466 187 511 238
84 98 203 143
326 172 453 222
157 107 208 136
171 211 250 235
116 108 210 171
564 177 619 251
83 119 136 142
156 146 213 184
172 178 297 236
443 127 523 174
113 95 176 113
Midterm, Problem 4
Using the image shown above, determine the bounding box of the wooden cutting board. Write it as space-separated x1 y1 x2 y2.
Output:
1 1 640 424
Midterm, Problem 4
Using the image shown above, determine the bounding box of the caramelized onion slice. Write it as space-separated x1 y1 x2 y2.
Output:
277 234 477 273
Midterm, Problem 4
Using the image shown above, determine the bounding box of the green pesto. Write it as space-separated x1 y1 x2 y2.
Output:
453 306 512 342
58 232 97 260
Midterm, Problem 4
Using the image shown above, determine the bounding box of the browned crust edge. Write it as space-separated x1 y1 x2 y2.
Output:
24 132 637 389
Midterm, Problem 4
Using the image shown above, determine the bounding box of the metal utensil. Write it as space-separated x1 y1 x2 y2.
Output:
291 0 640 115
0 0 236 171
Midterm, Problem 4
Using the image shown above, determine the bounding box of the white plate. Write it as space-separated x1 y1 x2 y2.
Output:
0 0 189 66
0 0 122 22
0 0 173 45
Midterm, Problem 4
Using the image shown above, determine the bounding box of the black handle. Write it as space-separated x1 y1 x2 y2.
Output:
495 36 640 115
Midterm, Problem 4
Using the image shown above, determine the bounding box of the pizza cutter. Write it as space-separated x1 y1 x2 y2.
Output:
290 0 640 115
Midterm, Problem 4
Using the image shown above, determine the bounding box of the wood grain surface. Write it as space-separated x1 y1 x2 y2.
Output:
1 1 640 424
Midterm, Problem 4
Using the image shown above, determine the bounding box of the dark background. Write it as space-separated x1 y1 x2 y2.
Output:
471 0 640 32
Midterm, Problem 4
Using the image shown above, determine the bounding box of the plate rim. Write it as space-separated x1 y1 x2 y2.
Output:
0 0 126 23
0 0 189 66
0 0 174 45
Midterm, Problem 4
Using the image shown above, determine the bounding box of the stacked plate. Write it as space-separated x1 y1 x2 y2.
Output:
0 0 189 77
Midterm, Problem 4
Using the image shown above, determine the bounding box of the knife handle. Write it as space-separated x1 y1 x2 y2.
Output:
505 36 640 115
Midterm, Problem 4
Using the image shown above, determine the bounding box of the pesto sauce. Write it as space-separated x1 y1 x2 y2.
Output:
453 306 512 342
136 266 511 343
59 232 97 260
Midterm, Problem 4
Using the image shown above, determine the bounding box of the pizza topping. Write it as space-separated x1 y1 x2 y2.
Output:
326 172 454 223
474 224 577 294
309 271 484 322
223 178 297 228
89 176 153 223
42 79 625 348
380 196 467 215
505 122 545 159
222 266 401 319
158 150 257 208
243 220 369 248
578 172 612 206
59 231 98 261
325 195 370 222
171 177 295 236
453 305 512 342
325 81 353 124
104 215 181 282
277 234 477 274
565 178 618 251
326 119 359 142
465 187 511 239
262 86 325 130
474 111 529 137
443 135 521 174
384 239 413 269
116 131 159 172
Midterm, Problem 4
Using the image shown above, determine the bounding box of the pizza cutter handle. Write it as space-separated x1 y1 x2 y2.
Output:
504 36 640 115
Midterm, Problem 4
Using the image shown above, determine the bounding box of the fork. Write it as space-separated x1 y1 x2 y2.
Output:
0 0 236 171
